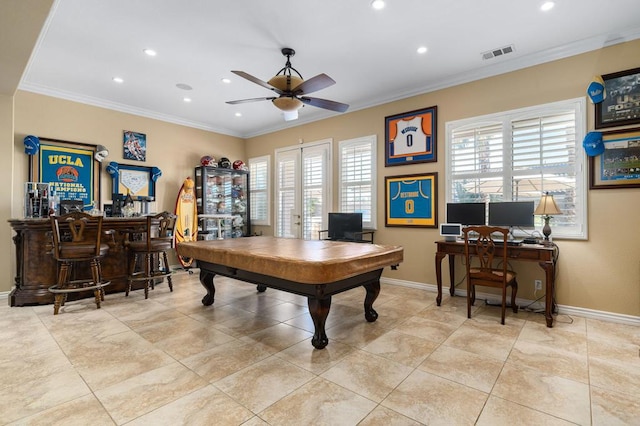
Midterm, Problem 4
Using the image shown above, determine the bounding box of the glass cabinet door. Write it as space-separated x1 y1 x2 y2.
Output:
194 166 250 240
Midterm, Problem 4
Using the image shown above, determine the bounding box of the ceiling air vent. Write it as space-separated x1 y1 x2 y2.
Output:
481 45 515 60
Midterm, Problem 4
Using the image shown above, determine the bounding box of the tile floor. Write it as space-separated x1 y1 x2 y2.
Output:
1 271 639 425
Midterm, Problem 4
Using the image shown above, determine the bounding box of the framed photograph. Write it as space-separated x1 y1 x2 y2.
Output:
589 128 640 189
385 172 438 227
385 106 437 166
595 67 640 129
108 162 156 198
29 138 101 210
123 130 147 161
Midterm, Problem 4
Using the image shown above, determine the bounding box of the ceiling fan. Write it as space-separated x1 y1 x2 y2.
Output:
226 48 349 120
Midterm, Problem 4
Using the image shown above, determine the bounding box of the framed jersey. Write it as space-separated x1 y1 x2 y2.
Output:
385 172 438 227
385 106 437 166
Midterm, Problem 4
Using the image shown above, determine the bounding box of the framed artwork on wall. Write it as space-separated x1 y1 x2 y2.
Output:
589 127 640 189
385 172 438 227
107 162 157 198
595 67 640 129
29 137 101 210
385 106 437 166
123 130 147 161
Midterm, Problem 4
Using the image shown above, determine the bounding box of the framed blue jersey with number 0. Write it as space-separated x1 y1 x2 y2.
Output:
385 173 438 227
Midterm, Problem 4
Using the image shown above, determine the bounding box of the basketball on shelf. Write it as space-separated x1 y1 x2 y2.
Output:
200 155 217 167
218 157 231 168
233 160 247 170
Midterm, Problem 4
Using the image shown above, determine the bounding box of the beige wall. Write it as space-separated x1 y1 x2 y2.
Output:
6 40 639 317
246 40 640 317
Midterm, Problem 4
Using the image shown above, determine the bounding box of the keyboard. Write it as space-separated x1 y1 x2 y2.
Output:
465 238 523 246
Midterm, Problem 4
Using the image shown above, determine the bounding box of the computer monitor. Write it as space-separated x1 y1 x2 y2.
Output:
328 212 363 240
446 202 486 225
488 201 535 228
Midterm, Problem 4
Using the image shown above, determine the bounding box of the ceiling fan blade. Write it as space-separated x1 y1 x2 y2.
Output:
231 71 284 95
292 73 335 95
226 97 276 105
300 96 349 113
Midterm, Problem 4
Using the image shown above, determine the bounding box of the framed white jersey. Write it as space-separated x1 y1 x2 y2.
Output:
385 106 437 166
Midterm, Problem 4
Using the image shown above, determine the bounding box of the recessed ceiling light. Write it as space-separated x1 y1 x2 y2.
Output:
143 48 157 56
112 77 123 83
221 78 231 84
371 0 385 10
235 112 242 117
417 46 428 54
176 83 193 90
183 97 192 103
540 1 555 11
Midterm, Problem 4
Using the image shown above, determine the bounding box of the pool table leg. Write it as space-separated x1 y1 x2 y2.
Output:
363 281 380 322
308 296 331 349
199 270 216 306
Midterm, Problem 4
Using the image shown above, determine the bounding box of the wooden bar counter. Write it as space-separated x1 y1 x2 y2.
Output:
8 217 150 306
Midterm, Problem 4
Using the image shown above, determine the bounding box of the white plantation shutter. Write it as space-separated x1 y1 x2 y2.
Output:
449 123 504 200
275 150 299 238
338 135 377 229
302 145 329 240
446 98 586 239
248 155 269 226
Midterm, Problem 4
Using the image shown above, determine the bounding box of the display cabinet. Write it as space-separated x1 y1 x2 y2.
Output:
194 166 250 240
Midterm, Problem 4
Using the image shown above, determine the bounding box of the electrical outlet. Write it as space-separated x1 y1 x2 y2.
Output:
534 280 542 291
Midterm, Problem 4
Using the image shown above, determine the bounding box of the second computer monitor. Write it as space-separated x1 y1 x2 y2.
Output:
488 201 535 228
446 202 486 226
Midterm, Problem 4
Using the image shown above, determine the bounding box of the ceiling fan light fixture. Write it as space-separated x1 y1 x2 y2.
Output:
268 74 303 91
272 96 303 112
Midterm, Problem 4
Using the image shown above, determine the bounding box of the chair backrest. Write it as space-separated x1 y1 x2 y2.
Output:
50 211 104 259
144 211 177 250
463 226 509 284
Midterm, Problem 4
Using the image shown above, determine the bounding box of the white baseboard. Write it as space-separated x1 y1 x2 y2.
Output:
381 277 640 326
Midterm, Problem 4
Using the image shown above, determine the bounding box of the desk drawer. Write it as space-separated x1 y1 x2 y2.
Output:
436 242 553 262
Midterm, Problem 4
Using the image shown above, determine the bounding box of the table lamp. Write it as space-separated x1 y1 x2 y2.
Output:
534 192 562 245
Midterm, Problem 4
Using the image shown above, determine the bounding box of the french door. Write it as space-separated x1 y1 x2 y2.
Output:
275 140 332 239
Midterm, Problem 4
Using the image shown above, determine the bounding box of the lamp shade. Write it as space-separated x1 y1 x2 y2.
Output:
534 192 562 216
272 96 303 112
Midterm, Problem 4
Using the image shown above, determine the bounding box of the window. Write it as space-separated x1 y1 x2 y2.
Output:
446 98 587 239
338 135 377 229
248 155 270 226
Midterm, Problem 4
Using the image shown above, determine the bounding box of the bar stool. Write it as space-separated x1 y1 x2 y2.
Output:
48 211 112 315
125 211 177 299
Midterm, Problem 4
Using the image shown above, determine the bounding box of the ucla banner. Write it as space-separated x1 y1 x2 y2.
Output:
31 139 100 210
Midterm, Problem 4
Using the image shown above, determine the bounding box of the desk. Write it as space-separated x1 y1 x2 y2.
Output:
177 237 403 349
435 240 557 327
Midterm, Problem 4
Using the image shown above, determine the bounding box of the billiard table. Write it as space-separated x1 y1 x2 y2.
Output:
177 236 403 349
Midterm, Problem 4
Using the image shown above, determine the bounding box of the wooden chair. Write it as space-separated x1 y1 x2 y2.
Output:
125 212 177 299
463 226 518 324
48 211 111 315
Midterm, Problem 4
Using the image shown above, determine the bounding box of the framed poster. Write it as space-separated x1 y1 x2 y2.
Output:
595 67 640 129
385 106 437 166
385 172 438 227
108 162 156 197
29 138 100 210
589 128 640 189
123 130 147 161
